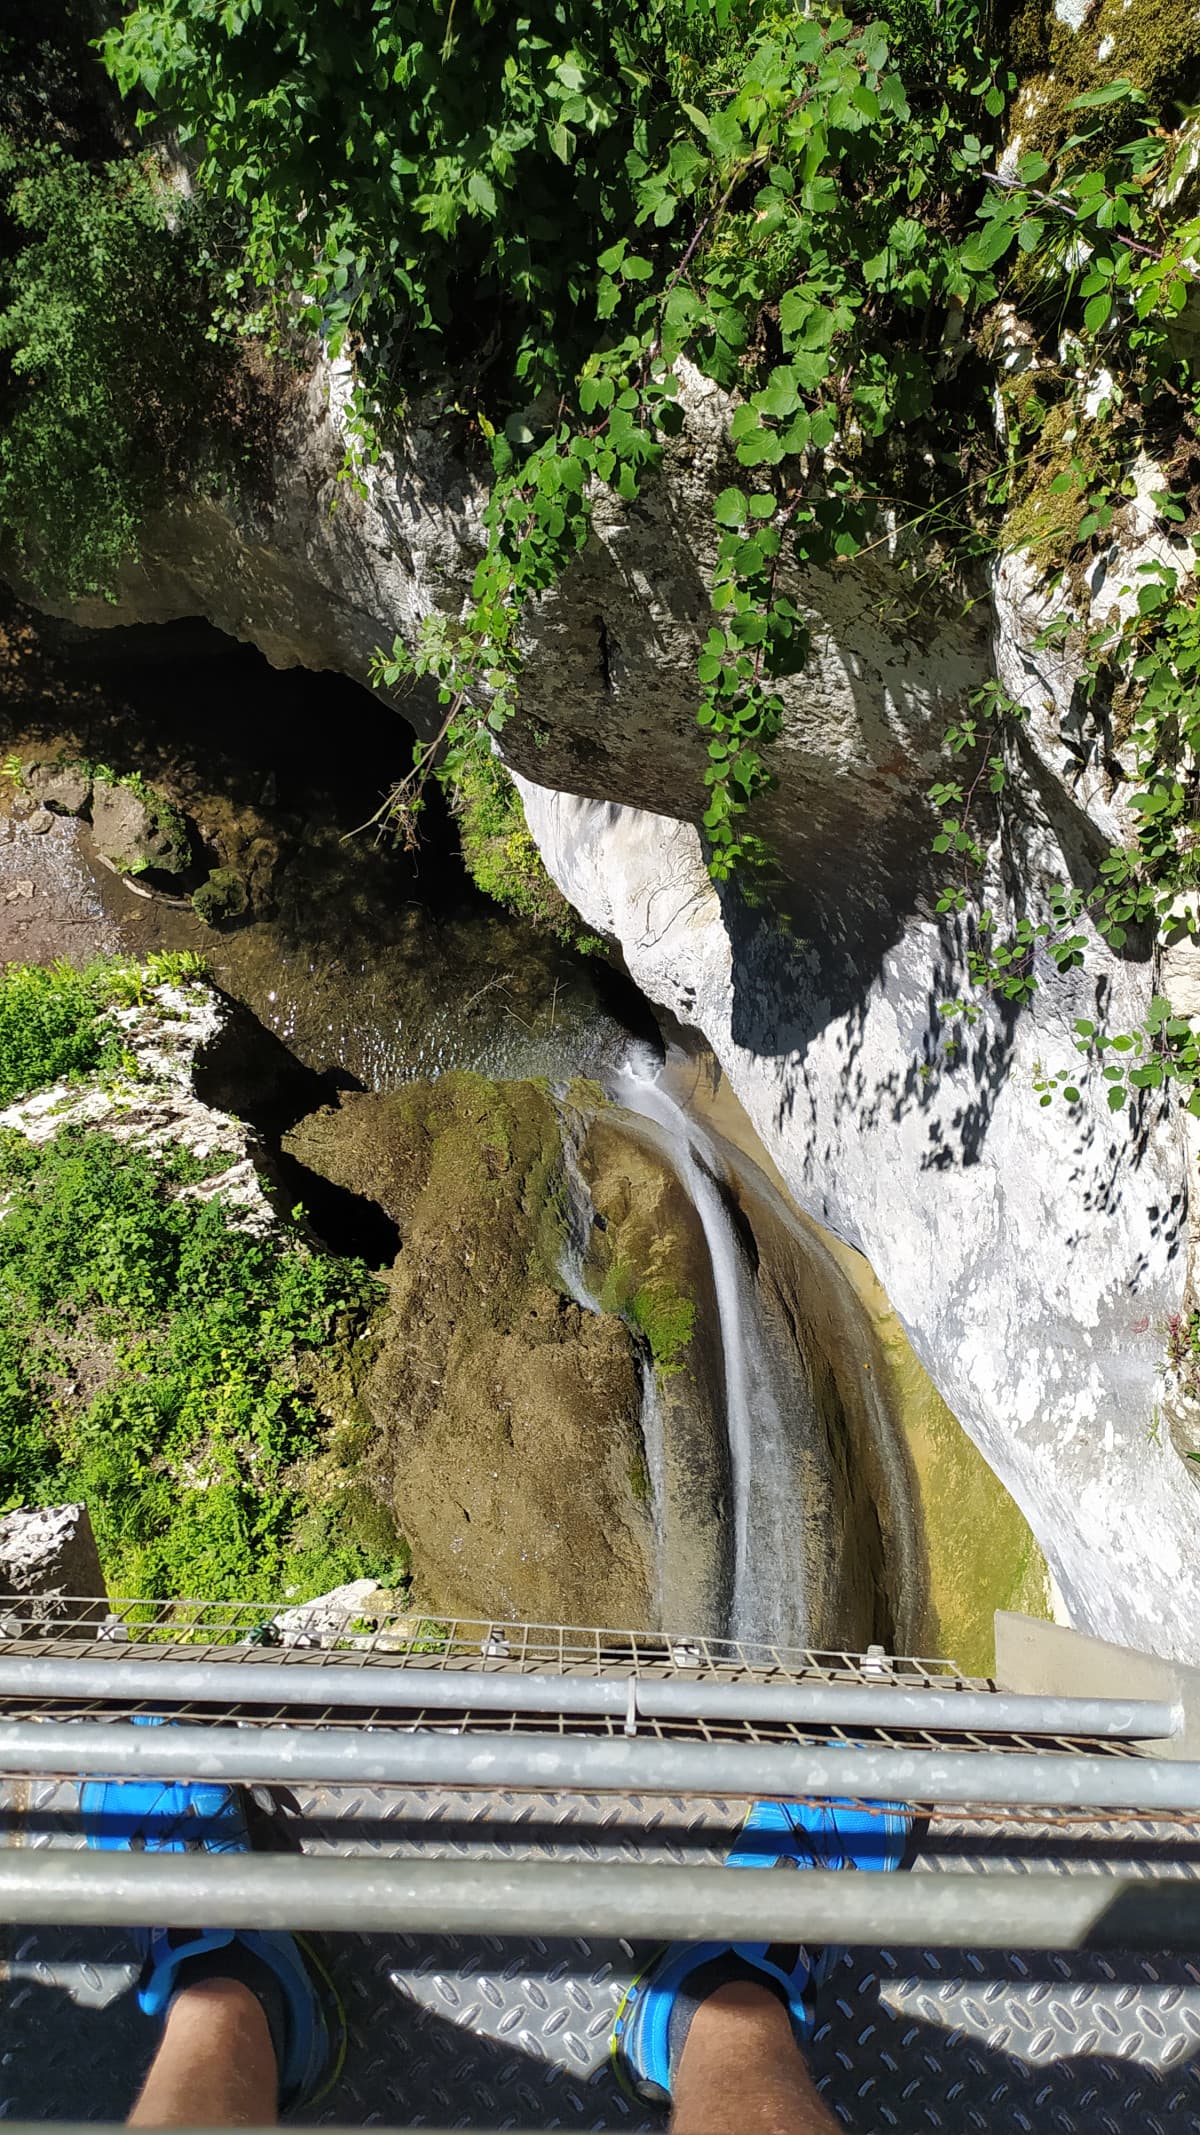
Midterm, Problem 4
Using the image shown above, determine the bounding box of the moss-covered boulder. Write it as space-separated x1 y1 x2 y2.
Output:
1007 0 1200 161
192 866 249 926
283 1071 656 1627
90 773 191 877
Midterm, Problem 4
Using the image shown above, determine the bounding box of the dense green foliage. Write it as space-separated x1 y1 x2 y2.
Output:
0 7 292 596
446 726 596 946
0 961 122 1104
12 2 1200 1119
0 950 206 1105
0 1126 389 1598
0 957 397 1601
0 142 193 595
104 0 674 399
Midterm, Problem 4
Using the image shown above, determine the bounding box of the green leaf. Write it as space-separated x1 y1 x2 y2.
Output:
1083 291 1111 333
961 217 1017 271
1069 78 1142 109
714 488 749 527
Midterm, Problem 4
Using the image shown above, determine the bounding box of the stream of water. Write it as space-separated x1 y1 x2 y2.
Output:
556 1108 668 1624
609 1046 813 1650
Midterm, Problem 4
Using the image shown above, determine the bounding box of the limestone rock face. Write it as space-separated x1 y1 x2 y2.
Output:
0 1502 106 1614
40 347 1200 1661
513 774 1194 1660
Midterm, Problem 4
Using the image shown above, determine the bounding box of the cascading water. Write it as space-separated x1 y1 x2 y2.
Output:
610 1047 813 1649
555 1106 667 1618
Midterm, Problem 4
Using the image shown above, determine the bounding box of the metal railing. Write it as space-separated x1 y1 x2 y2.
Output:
4 1715 1195 1811
6 1602 1200 2135
6 1850 1200 1952
4 1603 1200 1945
0 1651 1178 1740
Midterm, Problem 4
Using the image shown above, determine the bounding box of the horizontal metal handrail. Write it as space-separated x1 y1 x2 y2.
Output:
0 1653 1178 1740
6 1851 1200 1951
3 1716 1199 1810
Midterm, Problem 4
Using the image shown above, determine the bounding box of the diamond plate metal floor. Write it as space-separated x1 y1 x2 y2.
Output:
5 1780 1200 2131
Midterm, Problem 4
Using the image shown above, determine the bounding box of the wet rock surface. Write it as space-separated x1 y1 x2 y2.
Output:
284 1074 657 1627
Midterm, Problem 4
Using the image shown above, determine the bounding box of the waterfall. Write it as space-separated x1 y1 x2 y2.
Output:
555 1106 666 1617
555 1115 598 1312
610 1049 812 1651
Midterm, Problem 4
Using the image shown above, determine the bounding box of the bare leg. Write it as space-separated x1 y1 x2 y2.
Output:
670 1981 840 2135
128 1978 278 2128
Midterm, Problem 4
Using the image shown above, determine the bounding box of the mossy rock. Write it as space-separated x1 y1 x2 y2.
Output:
91 774 191 877
283 1073 656 1626
581 1115 700 1380
449 732 590 948
1008 0 1200 161
192 866 250 926
597 1257 695 1376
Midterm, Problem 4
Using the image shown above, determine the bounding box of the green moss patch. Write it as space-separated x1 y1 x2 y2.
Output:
1008 0 1200 162
876 1315 1053 1674
599 1257 696 1376
446 730 593 949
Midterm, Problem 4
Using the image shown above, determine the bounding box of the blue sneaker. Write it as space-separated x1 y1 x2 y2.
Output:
612 1790 911 2104
726 1791 910 1873
81 1719 343 2110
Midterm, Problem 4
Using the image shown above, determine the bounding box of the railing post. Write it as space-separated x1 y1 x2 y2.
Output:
994 1611 1200 1758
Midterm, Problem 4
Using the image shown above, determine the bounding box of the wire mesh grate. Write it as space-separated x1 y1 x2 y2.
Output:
0 1593 975 1681
0 1594 1150 1790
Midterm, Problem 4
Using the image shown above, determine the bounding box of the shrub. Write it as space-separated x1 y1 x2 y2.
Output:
0 143 204 595
0 1125 389 1600
0 962 115 1104
446 730 583 943
0 6 298 598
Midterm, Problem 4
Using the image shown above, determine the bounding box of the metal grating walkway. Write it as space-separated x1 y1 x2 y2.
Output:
3 1606 1200 2131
